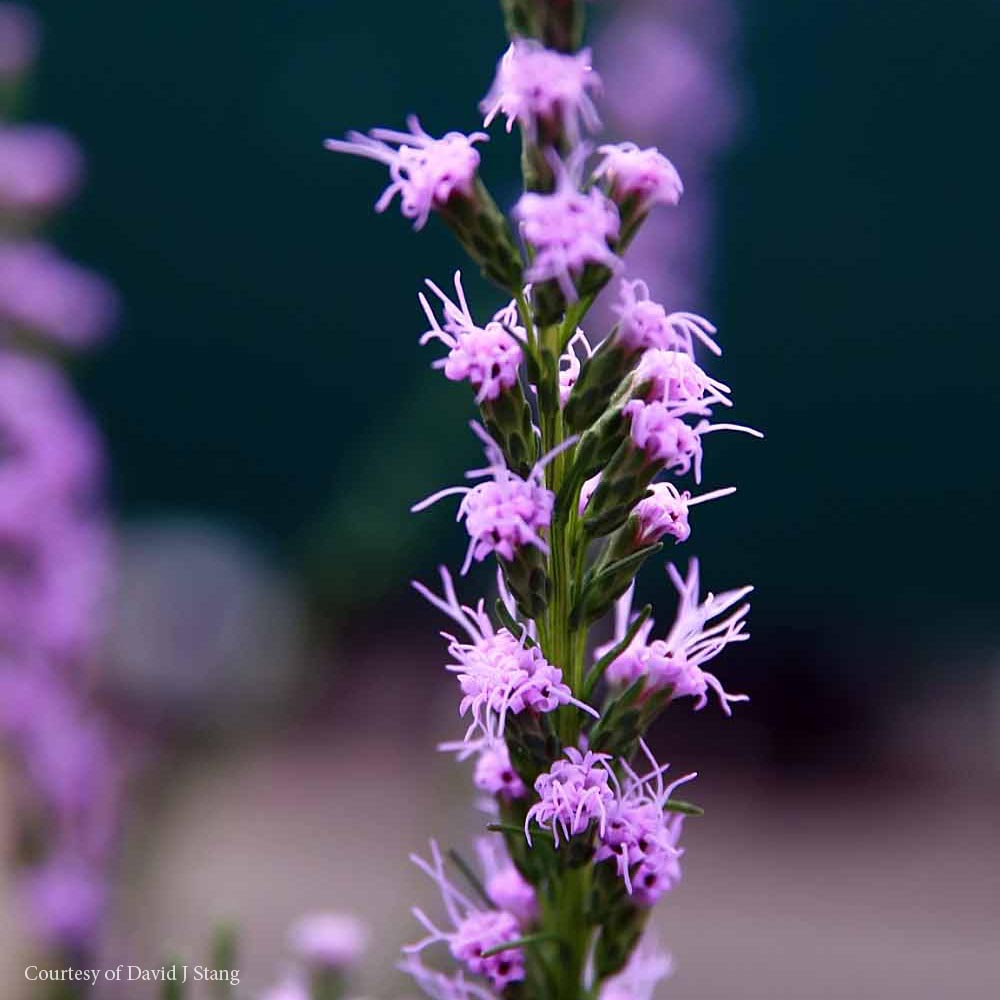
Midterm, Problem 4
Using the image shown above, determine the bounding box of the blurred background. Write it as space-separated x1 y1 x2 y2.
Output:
2 0 999 997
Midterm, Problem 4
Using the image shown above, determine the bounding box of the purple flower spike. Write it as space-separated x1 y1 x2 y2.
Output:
525 748 618 847
481 39 601 143
406 841 526 991
595 142 684 213
514 156 622 302
412 423 565 574
325 116 487 230
419 271 525 403
598 559 752 714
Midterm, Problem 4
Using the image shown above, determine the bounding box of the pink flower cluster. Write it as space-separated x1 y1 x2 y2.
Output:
481 39 601 142
631 481 736 546
599 560 751 714
514 162 622 301
612 278 720 355
525 748 617 846
413 424 558 574
406 841 526 991
595 142 684 213
325 116 486 230
420 272 525 403
415 565 595 742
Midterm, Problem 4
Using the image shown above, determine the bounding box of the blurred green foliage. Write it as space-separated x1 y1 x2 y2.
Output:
29 0 1000 631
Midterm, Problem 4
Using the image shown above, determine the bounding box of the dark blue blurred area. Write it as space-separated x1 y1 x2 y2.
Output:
28 0 1000 640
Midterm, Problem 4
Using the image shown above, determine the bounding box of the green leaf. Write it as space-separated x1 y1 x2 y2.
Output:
159 961 185 1000
448 849 496 910
494 599 536 645
480 932 565 959
209 925 238 1000
664 798 705 816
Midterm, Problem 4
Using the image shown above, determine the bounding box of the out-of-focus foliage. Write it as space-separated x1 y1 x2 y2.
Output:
29 0 999 635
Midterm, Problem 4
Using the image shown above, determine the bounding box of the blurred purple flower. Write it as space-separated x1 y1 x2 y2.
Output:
600 939 673 1000
0 125 84 213
481 39 601 142
476 837 537 927
0 19 122 948
289 912 369 969
0 351 111 663
595 0 742 314
0 241 118 347
0 3 39 79
21 853 107 951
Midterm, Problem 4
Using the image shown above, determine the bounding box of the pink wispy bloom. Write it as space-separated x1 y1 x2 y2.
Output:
412 423 572 574
525 748 618 846
631 481 736 546
325 116 486 230
405 841 526 991
481 38 601 142
513 155 621 301
613 278 720 356
634 347 732 411
623 397 760 483
597 559 752 714
414 565 596 742
419 271 525 403
595 142 684 212
595 741 695 903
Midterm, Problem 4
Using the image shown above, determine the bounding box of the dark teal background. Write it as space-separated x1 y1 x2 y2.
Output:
28 1 1000 644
